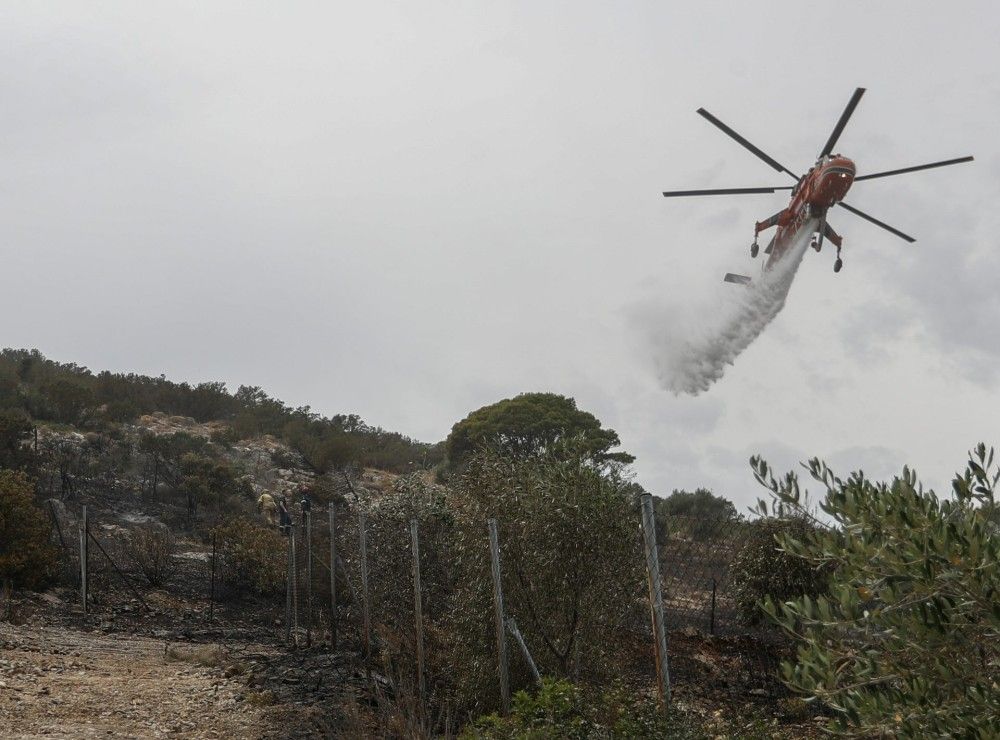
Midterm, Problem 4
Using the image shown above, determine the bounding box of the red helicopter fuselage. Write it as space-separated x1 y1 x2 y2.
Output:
756 155 855 270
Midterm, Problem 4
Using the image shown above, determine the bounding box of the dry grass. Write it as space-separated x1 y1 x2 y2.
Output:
244 690 277 707
163 643 229 668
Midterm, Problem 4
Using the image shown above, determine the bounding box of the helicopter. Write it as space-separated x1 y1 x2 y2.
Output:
661 87 973 284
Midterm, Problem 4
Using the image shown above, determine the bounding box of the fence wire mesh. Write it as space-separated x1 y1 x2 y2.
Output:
44 491 794 713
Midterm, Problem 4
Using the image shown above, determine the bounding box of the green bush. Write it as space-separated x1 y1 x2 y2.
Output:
463 678 698 739
212 518 285 596
729 517 830 626
0 410 34 470
753 444 1000 737
0 470 57 591
445 440 643 713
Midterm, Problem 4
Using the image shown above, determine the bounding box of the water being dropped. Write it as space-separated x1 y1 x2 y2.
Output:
654 222 816 395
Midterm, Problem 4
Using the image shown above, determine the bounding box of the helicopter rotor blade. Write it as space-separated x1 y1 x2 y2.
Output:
837 201 915 243
854 156 974 182
819 87 866 158
696 108 799 179
662 186 793 197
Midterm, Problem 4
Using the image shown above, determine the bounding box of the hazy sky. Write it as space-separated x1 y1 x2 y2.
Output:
3 1 998 509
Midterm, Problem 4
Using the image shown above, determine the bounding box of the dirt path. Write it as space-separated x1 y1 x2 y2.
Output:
0 623 268 739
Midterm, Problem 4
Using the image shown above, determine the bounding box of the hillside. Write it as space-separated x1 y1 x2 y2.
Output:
0 347 444 478
1 350 828 738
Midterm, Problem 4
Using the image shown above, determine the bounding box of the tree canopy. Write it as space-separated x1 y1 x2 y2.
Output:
444 392 634 470
656 488 737 521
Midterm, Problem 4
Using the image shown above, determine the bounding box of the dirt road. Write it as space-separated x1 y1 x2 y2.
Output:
0 623 267 739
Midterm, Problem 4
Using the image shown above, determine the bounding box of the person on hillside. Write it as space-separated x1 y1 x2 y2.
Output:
256 491 278 527
277 493 292 534
297 482 312 525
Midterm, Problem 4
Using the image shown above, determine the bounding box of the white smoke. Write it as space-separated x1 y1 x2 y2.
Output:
651 221 816 395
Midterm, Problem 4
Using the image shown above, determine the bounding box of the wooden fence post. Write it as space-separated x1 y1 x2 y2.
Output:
488 518 510 714
640 493 671 710
410 520 426 711
329 505 338 649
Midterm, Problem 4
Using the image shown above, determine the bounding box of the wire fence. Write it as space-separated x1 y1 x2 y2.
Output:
658 513 756 636
44 490 793 718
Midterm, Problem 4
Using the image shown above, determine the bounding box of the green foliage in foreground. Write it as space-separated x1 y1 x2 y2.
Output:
463 678 700 740
753 443 1000 738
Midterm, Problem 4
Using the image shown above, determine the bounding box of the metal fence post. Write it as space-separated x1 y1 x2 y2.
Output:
640 493 671 710
291 524 299 647
329 505 338 649
285 528 292 643
506 617 542 687
359 510 370 657
209 531 217 622
488 518 510 714
306 511 313 647
79 505 88 614
410 519 426 711
710 577 717 636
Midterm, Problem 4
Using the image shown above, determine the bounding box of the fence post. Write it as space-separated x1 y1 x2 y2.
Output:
329 505 338 649
79 505 88 614
487 518 510 714
640 493 671 710
306 511 313 647
291 524 299 647
209 531 217 623
710 577 717 636
506 617 542 687
359 510 370 657
410 520 426 712
285 528 292 644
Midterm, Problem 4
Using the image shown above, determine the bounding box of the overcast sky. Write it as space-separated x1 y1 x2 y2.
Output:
3 1 998 510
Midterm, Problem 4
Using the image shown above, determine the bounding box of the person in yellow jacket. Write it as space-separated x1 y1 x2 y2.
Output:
256 491 278 527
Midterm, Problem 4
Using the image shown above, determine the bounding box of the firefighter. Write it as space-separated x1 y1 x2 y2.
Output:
277 493 292 534
256 491 278 527
298 482 312 526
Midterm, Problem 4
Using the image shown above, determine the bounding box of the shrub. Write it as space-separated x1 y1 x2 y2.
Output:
0 470 57 591
124 526 177 586
753 444 1000 737
212 518 286 596
209 426 239 448
729 517 830 626
463 678 698 739
0 410 34 470
445 440 643 713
